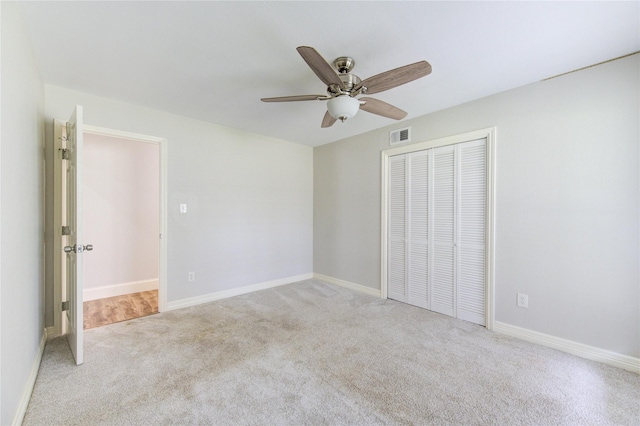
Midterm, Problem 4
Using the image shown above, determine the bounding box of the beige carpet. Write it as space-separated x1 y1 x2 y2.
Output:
24 280 640 425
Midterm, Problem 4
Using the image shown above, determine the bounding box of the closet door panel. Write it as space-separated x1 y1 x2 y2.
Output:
458 247 485 324
457 140 486 325
431 146 455 317
388 155 407 302
386 138 486 326
408 151 429 309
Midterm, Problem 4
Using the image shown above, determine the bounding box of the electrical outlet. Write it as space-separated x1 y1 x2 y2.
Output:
517 293 528 308
188 272 195 282
180 203 187 214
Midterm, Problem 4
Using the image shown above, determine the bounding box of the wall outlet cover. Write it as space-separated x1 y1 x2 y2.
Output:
517 293 529 308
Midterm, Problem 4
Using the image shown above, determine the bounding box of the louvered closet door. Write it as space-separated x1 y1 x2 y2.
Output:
407 151 430 308
388 155 407 302
430 145 456 317
386 138 486 326
457 139 486 325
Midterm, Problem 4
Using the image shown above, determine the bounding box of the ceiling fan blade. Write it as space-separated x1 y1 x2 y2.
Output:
297 46 344 89
321 111 337 128
359 97 407 120
355 61 432 95
261 95 324 102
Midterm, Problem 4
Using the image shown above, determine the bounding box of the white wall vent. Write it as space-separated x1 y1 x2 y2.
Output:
390 127 411 145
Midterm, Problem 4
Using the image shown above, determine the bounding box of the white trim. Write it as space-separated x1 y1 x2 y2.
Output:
83 125 165 144
485 129 496 330
45 326 56 339
493 321 640 374
380 127 497 330
380 147 390 301
12 329 47 426
166 273 313 311
313 273 382 298
83 279 159 301
158 138 168 313
84 124 168 314
383 127 496 157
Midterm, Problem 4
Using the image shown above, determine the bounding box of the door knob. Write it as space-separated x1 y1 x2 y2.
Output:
63 244 93 253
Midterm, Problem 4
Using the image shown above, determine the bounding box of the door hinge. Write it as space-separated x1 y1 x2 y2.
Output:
62 301 69 311
60 149 70 160
62 226 71 235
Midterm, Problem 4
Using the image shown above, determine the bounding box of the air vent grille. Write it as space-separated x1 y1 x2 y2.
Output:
390 127 411 145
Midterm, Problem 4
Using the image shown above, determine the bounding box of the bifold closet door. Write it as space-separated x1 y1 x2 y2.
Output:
388 152 430 308
388 155 407 303
407 151 429 309
430 145 456 317
387 138 486 326
456 139 486 325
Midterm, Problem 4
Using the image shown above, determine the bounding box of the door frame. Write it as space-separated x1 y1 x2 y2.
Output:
380 127 496 330
53 123 168 337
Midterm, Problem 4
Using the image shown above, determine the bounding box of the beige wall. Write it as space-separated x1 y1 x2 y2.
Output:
314 54 640 358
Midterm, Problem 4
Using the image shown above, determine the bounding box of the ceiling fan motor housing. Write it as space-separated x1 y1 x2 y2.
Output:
327 72 361 97
338 73 361 92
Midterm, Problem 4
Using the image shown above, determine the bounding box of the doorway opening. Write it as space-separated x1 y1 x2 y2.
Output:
82 131 161 329
53 119 168 341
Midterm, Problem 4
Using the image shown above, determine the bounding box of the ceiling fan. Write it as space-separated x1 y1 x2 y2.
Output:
261 46 432 128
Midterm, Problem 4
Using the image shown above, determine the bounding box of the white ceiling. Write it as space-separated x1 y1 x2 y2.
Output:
16 1 639 147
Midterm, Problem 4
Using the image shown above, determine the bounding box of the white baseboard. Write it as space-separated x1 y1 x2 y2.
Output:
166 273 313 311
313 273 382 298
83 278 159 301
45 326 56 340
12 329 47 426
493 321 640 374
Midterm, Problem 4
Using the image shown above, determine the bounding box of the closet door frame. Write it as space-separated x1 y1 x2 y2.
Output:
380 127 496 330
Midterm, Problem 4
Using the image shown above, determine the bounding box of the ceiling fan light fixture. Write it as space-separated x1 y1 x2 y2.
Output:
327 96 360 121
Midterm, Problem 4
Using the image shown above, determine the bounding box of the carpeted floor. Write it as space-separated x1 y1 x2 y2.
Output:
24 280 640 425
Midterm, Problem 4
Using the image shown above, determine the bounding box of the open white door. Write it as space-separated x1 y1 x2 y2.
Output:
64 106 87 365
